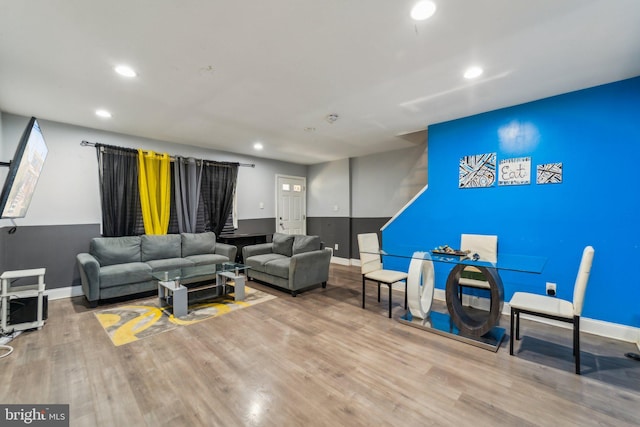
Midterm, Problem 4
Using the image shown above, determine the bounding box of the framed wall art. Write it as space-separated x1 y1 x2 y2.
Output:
498 157 531 186
537 162 563 184
459 152 496 188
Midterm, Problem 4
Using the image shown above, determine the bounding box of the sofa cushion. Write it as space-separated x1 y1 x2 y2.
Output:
141 234 182 261
245 253 288 272
91 236 141 267
264 258 291 279
272 233 295 257
99 262 152 288
293 235 321 255
181 232 216 257
146 258 195 272
185 254 229 266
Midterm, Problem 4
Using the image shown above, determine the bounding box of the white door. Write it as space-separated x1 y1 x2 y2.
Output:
276 175 306 235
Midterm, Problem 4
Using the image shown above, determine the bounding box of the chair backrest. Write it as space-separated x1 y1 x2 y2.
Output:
357 233 382 275
460 234 498 263
572 246 595 316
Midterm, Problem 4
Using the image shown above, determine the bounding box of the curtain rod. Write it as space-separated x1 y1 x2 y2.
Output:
80 140 255 168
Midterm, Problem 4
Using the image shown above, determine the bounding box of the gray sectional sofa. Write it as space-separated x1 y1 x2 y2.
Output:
242 233 331 296
76 232 237 307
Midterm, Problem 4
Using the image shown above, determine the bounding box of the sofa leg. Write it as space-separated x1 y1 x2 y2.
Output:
321 281 327 288
291 291 298 297
88 300 98 308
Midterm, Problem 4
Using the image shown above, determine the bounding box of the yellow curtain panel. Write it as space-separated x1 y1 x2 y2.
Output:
138 149 171 235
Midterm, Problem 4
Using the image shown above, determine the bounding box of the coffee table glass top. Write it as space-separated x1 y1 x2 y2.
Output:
152 262 250 282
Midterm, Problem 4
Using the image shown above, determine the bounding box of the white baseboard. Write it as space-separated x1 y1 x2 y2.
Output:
46 286 84 300
330 256 352 266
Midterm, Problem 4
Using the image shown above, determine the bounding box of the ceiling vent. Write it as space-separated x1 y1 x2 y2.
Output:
326 113 339 124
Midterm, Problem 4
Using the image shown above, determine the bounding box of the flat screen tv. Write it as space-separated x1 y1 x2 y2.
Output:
0 117 48 218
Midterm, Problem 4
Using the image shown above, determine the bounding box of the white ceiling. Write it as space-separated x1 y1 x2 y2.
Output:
1 1 639 165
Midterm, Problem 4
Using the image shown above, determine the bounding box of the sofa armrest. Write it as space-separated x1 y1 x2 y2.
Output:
76 253 100 303
214 242 237 262
289 248 332 290
242 243 274 260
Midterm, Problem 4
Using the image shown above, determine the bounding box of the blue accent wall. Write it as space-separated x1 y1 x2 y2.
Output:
383 76 640 327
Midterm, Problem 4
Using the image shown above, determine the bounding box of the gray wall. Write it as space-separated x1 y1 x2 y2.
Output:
307 159 350 257
0 112 427 292
351 143 427 218
0 112 306 289
349 143 427 258
306 144 427 259
307 158 350 217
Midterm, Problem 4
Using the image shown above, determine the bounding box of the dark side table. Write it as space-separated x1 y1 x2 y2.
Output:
218 233 271 262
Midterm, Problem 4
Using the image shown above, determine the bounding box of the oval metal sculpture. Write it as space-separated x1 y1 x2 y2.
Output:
407 252 435 319
445 264 504 337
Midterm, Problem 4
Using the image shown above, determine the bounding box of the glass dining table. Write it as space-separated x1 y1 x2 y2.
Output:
368 248 547 351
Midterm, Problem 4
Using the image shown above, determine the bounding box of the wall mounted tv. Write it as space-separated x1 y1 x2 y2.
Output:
0 117 48 218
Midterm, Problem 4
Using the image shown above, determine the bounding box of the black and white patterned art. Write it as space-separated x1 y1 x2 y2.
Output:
536 162 563 184
459 152 496 188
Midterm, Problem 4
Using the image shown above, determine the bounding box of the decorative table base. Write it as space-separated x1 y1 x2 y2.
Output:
399 310 505 352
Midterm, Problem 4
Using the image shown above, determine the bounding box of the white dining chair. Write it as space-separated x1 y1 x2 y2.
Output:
458 234 498 302
357 233 408 318
509 246 595 374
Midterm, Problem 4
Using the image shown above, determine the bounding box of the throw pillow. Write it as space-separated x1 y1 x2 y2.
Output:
141 234 181 261
292 235 321 255
181 232 216 257
272 233 295 257
91 236 141 266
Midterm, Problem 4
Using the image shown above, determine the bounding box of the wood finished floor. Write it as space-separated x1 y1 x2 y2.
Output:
1 264 639 426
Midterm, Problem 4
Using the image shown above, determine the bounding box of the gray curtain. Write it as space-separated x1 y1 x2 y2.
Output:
201 162 239 236
173 156 203 233
96 144 144 237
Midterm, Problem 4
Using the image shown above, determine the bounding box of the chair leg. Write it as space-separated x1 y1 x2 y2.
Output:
574 316 581 375
388 283 392 318
404 281 407 310
377 282 381 302
362 276 366 309
510 308 515 355
516 311 520 340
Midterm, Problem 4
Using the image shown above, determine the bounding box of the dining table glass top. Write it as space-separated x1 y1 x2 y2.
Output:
365 248 547 274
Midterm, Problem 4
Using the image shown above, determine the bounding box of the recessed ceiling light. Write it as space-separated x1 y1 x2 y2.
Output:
411 1 437 21
464 66 483 79
95 109 112 118
253 142 263 151
114 65 137 78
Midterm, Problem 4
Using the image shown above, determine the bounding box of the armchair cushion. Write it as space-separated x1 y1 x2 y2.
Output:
293 235 321 255
99 262 152 288
264 257 292 279
141 234 181 261
272 233 295 257
245 253 288 269
185 254 229 266
91 236 141 266
146 257 195 272
181 232 216 257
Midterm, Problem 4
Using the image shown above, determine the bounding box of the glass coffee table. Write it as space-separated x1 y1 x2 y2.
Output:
152 263 250 318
